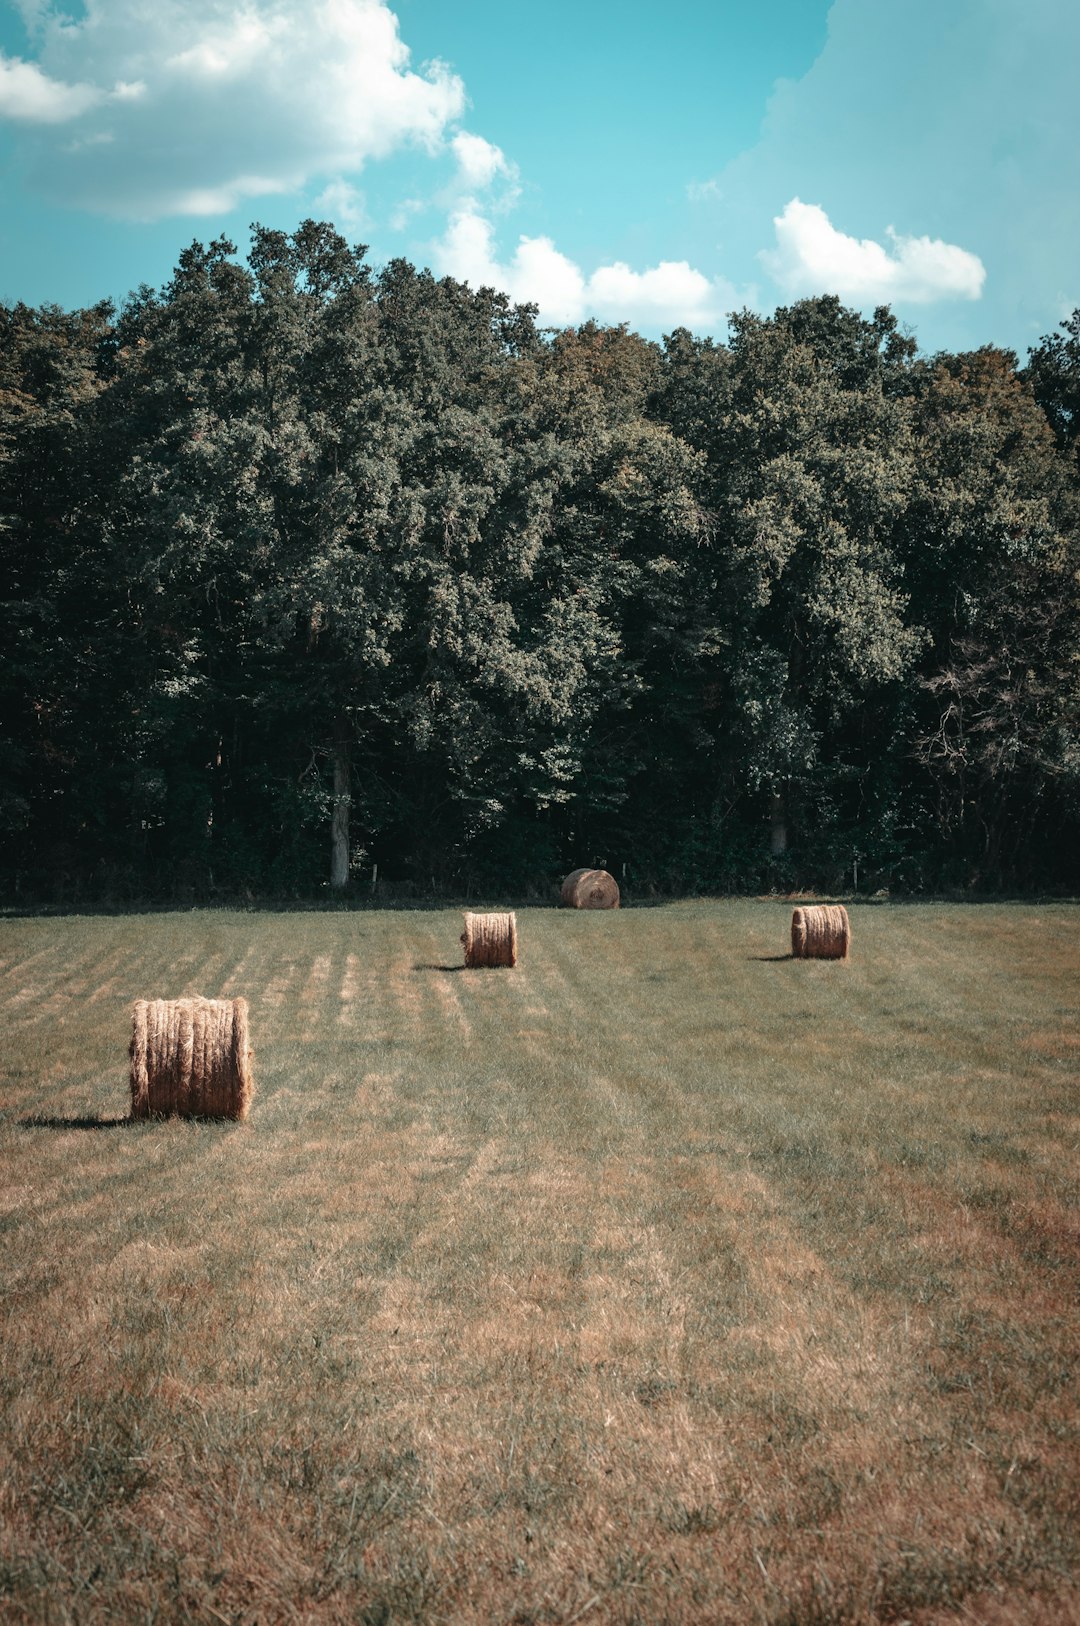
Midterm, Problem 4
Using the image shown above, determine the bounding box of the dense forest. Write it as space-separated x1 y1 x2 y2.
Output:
2 222 1078 902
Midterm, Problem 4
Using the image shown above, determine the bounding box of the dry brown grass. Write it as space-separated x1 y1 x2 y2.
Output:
0 901 1078 1623
130 996 254 1120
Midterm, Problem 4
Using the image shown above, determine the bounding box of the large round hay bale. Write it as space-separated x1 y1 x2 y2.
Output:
130 997 254 1121
560 868 620 910
460 912 518 968
791 904 851 961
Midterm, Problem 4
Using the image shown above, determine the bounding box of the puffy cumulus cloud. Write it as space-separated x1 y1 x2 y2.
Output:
450 131 511 192
435 204 734 333
437 206 582 323
589 260 721 327
762 198 986 305
0 54 104 122
168 10 286 79
2 0 465 219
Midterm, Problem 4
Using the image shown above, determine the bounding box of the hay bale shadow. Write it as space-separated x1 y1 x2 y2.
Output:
412 962 468 974
748 954 795 963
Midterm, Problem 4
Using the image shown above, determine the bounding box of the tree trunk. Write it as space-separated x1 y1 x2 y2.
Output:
769 788 788 855
330 717 351 891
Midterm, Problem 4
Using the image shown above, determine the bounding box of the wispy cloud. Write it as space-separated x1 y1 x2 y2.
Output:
435 203 736 332
312 178 368 233
761 198 985 305
1 0 465 219
686 178 722 205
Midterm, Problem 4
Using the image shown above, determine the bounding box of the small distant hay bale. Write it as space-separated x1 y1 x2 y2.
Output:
130 997 254 1121
461 912 518 968
560 868 620 910
791 904 851 961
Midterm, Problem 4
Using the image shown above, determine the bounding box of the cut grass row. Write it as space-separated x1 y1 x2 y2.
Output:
0 902 1078 1623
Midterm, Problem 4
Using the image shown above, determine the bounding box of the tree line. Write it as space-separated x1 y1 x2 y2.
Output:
2 222 1078 902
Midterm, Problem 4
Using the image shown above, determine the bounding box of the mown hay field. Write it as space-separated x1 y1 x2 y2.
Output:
1 901 1078 1625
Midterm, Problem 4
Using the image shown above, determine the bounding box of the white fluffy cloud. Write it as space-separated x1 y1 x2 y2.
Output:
450 131 511 192
438 208 583 324
2 0 465 219
0 54 105 122
589 260 722 326
436 204 733 331
762 197 986 306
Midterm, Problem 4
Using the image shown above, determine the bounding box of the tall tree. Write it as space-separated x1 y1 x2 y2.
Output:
709 298 921 864
903 346 1080 884
1026 307 1080 459
0 299 113 895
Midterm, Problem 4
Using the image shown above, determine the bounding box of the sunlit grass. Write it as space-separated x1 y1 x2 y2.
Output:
1 902 1078 1623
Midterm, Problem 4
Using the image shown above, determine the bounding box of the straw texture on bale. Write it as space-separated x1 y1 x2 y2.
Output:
791 904 851 961
560 867 620 910
130 997 254 1121
460 911 518 968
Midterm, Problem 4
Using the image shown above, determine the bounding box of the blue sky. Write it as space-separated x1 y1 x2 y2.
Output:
1 0 1077 356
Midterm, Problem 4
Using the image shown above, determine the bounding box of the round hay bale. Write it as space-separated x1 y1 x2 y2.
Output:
130 997 254 1121
791 904 851 961
560 868 620 910
460 911 518 968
